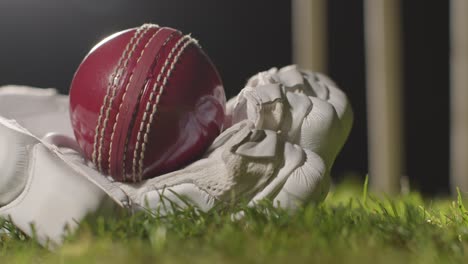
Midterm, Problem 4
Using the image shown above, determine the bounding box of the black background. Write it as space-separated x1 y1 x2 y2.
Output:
0 0 450 195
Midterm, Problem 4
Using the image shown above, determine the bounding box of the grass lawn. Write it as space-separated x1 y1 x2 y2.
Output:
1 178 468 263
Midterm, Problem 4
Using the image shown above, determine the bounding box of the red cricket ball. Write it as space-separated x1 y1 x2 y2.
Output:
69 24 226 182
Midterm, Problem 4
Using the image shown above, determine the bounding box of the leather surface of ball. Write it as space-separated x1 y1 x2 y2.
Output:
69 24 226 182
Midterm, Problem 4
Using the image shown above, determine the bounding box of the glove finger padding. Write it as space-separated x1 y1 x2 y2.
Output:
272 149 330 210
225 65 352 209
0 117 109 248
0 86 73 138
226 65 353 170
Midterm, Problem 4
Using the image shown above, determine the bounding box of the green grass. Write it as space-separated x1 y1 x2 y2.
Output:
2 179 468 264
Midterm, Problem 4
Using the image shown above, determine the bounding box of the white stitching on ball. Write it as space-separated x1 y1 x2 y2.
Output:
93 24 155 173
108 27 163 180
135 35 200 181
130 35 187 181
131 35 190 182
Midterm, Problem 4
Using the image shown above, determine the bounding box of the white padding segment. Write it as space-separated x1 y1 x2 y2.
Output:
0 144 107 247
0 86 73 138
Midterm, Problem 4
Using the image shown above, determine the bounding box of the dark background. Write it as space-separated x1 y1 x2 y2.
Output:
0 0 450 195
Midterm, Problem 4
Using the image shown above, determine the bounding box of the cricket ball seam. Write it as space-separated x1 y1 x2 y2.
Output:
131 34 190 181
108 27 163 180
120 30 177 180
127 31 177 181
136 36 199 181
92 24 148 170
94 24 154 173
119 28 167 181
103 25 154 175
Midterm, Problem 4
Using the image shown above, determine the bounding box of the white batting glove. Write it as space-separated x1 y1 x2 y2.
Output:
61 120 328 215
0 87 110 248
226 65 353 170
225 65 353 209
0 66 352 246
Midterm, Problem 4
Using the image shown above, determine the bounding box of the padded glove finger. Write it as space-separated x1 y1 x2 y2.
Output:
0 117 109 248
225 65 353 170
0 85 73 138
